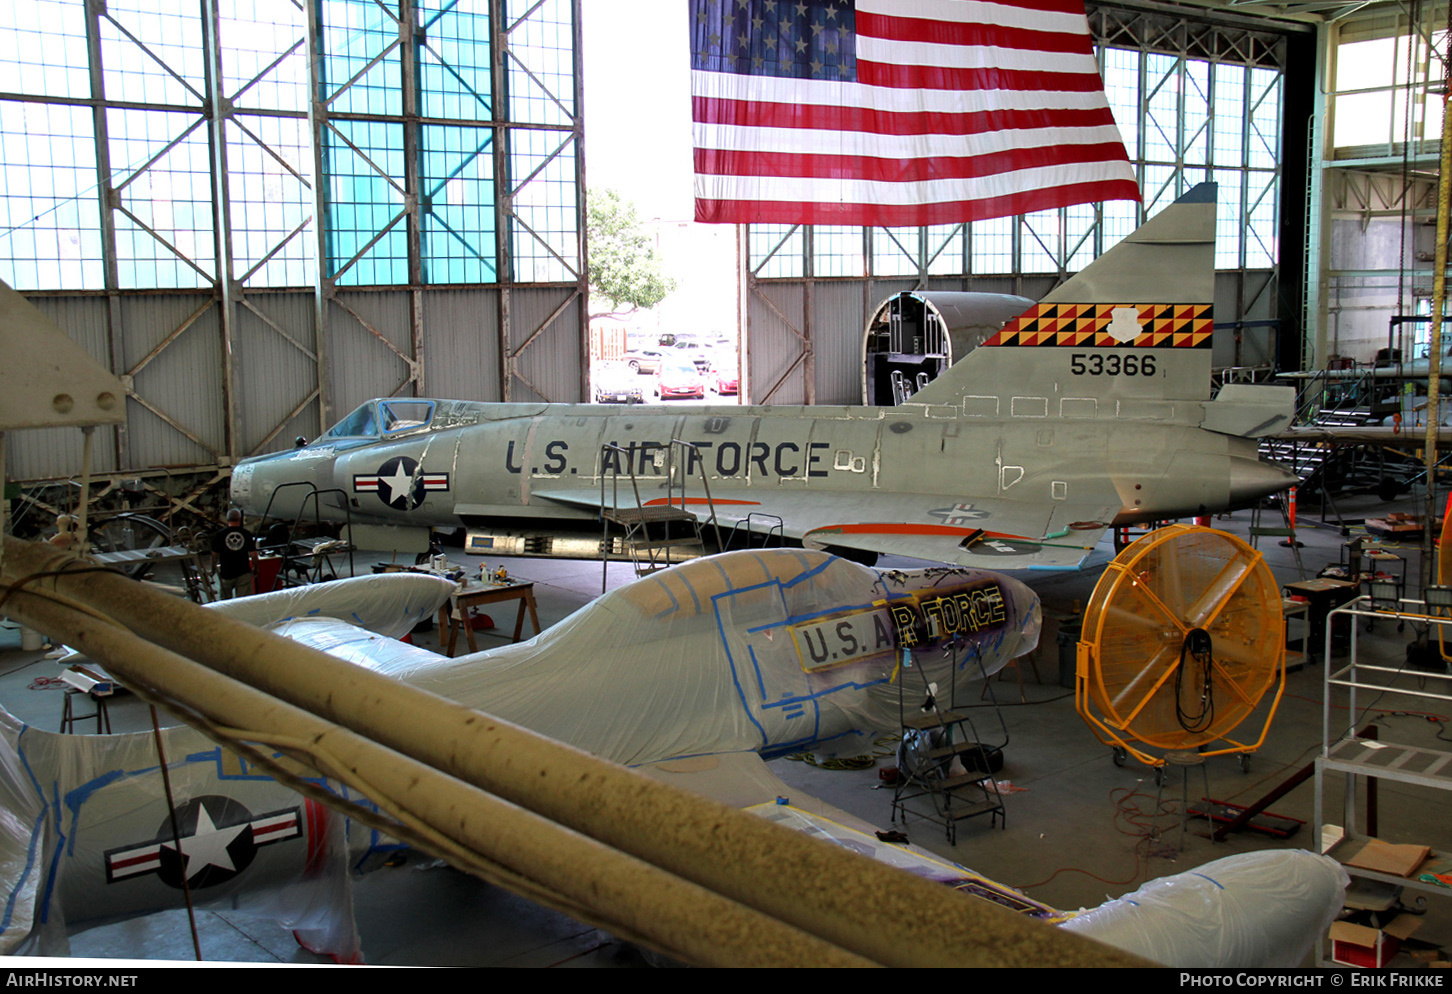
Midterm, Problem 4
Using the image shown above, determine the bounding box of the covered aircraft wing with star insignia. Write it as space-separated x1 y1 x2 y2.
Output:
0 706 364 958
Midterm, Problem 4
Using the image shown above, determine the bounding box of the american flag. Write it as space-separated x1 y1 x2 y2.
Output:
691 0 1140 226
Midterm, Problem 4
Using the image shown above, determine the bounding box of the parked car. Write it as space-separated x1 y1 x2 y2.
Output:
656 361 706 400
593 362 645 404
665 339 713 372
714 366 739 396
623 347 670 374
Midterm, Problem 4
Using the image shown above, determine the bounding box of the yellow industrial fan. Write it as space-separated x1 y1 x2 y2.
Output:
1076 524 1287 771
1437 499 1452 664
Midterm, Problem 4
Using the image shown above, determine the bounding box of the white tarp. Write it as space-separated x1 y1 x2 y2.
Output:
206 572 456 639
0 714 367 959
284 549 1042 768
1061 849 1350 967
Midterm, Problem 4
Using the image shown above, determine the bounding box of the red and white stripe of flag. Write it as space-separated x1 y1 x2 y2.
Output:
693 0 1139 226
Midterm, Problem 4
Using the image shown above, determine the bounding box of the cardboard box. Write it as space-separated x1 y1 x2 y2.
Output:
1342 837 1431 878
1329 915 1421 968
1365 515 1424 539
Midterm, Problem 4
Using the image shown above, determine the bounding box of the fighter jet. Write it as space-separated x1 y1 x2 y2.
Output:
231 184 1297 570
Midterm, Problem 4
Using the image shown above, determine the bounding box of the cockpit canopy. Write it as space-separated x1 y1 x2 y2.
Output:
321 400 437 442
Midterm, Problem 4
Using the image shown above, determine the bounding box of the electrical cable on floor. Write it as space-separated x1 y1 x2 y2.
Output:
1015 784 1182 892
784 733 898 770
958 689 1076 708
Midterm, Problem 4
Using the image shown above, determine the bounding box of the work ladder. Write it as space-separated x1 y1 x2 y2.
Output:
890 639 1009 845
1248 494 1307 580
600 440 724 590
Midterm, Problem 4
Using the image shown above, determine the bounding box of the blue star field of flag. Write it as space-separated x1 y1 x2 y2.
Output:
692 0 857 80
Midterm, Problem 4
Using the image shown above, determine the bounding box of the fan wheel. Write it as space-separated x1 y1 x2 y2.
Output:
1077 524 1285 764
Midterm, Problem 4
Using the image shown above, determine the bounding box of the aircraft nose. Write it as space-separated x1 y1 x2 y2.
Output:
1228 456 1301 506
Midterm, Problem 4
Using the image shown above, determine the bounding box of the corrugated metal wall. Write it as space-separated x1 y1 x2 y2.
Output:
119 294 226 472
423 289 503 402
746 282 806 406
9 285 587 481
810 281 870 406
505 287 584 404
235 291 321 455
327 291 416 418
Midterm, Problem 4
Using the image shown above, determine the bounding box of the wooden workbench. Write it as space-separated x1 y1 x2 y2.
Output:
440 580 542 656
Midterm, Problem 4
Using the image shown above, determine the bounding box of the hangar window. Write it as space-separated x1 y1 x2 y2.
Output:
1332 28 1446 151
0 0 580 292
813 226 864 278
749 224 804 280
969 216 1014 276
872 228 920 278
924 225 965 278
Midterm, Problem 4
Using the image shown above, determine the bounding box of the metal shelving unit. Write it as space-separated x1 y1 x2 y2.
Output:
1315 596 1452 964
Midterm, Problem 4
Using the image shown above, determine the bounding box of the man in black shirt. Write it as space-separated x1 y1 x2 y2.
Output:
211 508 256 599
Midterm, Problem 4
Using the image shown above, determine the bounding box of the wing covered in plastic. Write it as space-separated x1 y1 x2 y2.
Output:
634 751 1068 922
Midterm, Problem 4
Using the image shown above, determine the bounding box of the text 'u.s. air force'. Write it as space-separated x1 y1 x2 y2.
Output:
506 439 832 479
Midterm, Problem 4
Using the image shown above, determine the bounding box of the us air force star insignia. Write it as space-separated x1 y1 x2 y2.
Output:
1107 306 1143 344
928 504 990 526
379 458 418 508
353 456 449 510
104 795 301 889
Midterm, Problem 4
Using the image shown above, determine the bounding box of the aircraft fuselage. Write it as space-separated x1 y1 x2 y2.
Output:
233 397 1284 543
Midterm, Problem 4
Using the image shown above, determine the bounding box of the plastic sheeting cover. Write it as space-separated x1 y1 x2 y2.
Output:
0 714 367 959
206 572 456 639
295 549 1041 768
2 551 1036 957
1059 849 1350 968
0 710 45 953
0 576 458 959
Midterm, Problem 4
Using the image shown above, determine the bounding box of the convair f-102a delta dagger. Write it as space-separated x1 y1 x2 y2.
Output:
231 185 1299 570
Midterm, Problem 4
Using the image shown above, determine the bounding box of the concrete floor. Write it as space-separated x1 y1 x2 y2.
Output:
4 495 1452 966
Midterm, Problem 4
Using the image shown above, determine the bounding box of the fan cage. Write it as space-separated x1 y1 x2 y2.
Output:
1076 524 1287 766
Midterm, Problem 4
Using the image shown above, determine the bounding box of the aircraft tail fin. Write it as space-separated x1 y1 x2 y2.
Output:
905 184 1218 413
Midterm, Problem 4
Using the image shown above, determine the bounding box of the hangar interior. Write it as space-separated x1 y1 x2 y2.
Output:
5 0 1452 970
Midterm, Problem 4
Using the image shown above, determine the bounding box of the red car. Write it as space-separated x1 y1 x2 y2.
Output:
715 368 739 395
656 361 706 400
